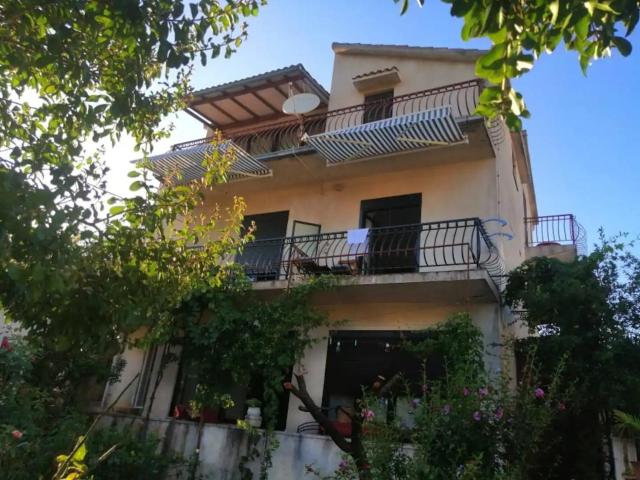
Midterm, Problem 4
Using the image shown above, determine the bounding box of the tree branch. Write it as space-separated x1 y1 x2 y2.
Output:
284 374 353 453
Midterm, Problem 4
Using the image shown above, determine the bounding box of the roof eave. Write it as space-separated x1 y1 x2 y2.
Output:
191 64 329 103
332 42 487 62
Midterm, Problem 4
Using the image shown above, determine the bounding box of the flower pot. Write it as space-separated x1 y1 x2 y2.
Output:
245 406 262 428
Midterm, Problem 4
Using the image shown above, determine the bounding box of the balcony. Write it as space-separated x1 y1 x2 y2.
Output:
235 218 503 303
152 79 502 182
525 214 586 262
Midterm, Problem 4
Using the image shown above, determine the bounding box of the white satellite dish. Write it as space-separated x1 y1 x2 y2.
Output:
282 93 320 115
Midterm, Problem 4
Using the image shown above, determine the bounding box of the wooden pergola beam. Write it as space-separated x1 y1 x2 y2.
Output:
228 96 259 118
203 103 239 123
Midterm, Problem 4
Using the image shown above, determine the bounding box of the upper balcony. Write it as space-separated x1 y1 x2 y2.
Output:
525 214 586 262
150 78 502 183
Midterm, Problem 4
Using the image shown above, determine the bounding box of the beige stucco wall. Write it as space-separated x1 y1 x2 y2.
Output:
102 330 181 418
201 152 498 242
328 52 477 111
492 122 528 273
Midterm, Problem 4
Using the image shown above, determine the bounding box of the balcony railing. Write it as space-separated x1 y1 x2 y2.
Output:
525 214 586 255
235 218 503 285
173 79 485 159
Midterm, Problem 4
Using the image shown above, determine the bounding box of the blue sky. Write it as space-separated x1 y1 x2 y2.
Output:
108 0 640 249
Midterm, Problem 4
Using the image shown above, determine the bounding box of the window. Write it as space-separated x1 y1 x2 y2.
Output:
169 352 291 430
321 331 443 430
132 345 158 410
363 90 394 124
236 211 289 281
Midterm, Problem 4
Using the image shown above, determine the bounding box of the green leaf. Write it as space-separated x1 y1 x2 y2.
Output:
549 1 560 24
575 15 590 42
508 89 524 116
129 180 144 191
612 37 632 56
593 2 618 14
109 205 125 215
72 437 87 462
488 27 507 43
478 85 502 104
127 171 141 178
626 8 639 36
579 53 590 75
451 0 474 17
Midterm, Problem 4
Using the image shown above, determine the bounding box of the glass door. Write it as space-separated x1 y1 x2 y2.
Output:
360 194 421 274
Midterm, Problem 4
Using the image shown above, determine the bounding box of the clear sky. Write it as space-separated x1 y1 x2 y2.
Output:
106 0 640 249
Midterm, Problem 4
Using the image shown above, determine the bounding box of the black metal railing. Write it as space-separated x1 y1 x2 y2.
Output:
235 218 503 284
172 79 484 158
524 214 586 255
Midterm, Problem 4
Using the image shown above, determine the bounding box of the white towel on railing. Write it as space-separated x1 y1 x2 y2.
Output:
347 228 369 245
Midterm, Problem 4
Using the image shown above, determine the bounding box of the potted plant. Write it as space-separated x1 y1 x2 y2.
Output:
245 398 263 428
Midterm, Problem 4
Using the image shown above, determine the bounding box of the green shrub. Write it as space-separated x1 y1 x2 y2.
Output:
88 428 185 480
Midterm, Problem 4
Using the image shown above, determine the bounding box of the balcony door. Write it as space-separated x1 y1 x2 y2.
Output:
360 194 421 274
237 211 289 280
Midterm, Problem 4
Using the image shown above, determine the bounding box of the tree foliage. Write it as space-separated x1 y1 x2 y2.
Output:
306 314 563 480
396 0 638 129
505 236 640 479
0 0 265 398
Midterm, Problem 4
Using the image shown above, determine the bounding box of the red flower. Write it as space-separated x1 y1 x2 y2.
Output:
11 430 23 440
0 336 12 352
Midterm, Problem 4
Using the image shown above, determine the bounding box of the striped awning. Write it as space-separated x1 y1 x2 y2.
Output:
149 140 272 183
305 106 465 166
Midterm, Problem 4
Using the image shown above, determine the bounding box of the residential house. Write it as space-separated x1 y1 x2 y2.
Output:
101 43 591 478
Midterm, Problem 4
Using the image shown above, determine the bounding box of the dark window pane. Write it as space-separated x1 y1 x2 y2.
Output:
363 90 394 124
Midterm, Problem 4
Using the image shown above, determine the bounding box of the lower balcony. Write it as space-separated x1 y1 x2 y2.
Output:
236 218 503 303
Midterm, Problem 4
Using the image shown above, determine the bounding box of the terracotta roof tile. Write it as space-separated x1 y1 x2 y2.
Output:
352 66 399 80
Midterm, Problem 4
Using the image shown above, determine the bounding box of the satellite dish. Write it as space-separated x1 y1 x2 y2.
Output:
282 93 320 115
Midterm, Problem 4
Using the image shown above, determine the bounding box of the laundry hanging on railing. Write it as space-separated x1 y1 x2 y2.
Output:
347 228 369 244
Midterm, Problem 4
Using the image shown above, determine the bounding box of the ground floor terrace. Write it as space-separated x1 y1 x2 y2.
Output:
99 291 511 475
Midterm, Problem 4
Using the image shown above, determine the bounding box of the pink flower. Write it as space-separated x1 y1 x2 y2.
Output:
338 460 350 472
478 387 489 398
473 411 482 421
411 398 421 409
535 387 545 399
11 430 23 440
495 407 504 421
361 409 375 421
442 404 451 415
463 387 470 397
